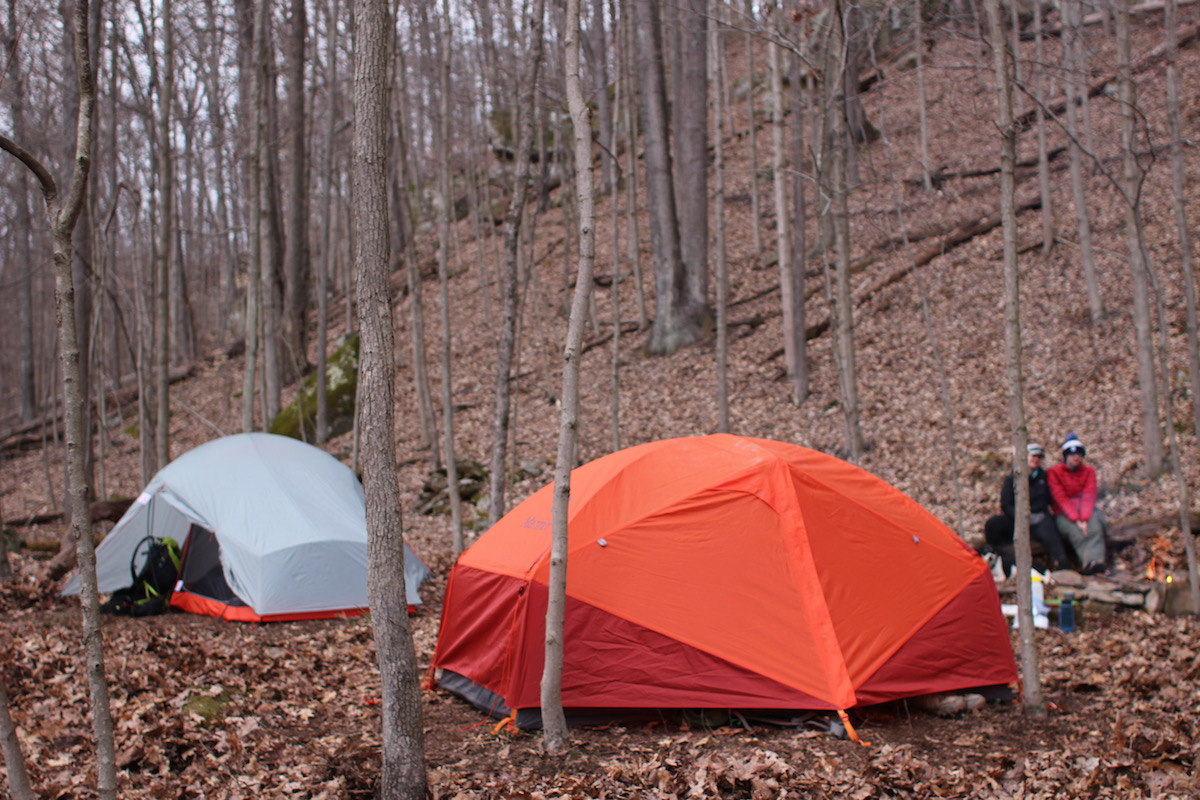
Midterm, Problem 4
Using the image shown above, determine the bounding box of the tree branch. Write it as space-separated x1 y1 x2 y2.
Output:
0 134 59 206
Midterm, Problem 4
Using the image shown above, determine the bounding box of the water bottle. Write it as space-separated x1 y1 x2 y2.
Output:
1058 592 1076 633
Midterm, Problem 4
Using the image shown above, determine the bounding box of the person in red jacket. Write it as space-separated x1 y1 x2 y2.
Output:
1048 433 1108 575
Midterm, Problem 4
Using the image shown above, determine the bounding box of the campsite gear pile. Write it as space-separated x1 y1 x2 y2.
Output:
99 536 181 616
64 433 432 621
433 434 1017 728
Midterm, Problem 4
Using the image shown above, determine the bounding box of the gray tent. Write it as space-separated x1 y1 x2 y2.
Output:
63 433 432 621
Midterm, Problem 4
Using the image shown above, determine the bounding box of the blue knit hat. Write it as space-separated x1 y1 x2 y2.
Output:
1062 432 1086 456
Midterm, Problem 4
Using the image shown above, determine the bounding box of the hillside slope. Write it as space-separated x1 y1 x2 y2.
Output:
3 11 1199 573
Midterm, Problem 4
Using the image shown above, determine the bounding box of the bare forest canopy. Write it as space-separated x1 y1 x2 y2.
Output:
2 0 1200 560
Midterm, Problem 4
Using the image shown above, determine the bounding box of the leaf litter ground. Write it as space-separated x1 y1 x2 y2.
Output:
2 553 1198 798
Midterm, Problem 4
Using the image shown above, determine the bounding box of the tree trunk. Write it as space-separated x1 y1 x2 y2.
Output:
315 0 342 444
260 6 284 423
674 0 709 321
633 0 702 356
788 49 809 403
622 7 648 332
352 0 427 791
1 0 117 789
768 26 800 406
840 2 865 184
870 37 968 536
609 57 624 449
985 0 1045 717
544 0 596 753
915 0 933 191
203 0 239 334
392 24 441 470
0 678 34 800
713 1 730 433
488 0 547 528
1164 0 1200 613
1032 2 1055 253
831 4 863 460
744 0 764 259
588 0 614 194
243 0 269 434
436 0 464 554
283 0 310 374
1115 0 1164 478
4 2 37 424
155 0 174 470
1063 0 1103 324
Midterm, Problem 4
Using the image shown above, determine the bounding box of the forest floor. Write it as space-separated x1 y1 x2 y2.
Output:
3 9 1200 799
1 548 1198 798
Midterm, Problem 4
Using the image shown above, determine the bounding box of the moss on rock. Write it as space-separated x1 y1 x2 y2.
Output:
269 333 359 441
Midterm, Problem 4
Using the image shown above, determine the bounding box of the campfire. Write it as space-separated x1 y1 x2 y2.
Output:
1144 534 1175 582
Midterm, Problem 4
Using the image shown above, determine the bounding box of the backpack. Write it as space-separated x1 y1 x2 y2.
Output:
100 535 182 617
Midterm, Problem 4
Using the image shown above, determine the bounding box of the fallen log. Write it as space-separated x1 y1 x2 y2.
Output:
1015 21 1200 130
762 197 1044 361
909 147 1067 188
1108 512 1200 546
3 496 134 530
0 364 196 455
1028 0 1199 38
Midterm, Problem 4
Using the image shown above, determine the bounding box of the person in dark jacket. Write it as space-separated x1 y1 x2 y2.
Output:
984 443 1071 576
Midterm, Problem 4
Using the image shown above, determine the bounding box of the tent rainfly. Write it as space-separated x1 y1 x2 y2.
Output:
63 433 432 622
433 434 1016 727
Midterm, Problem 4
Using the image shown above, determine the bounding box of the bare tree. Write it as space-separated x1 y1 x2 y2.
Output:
768 11 803 406
543 0 596 753
3 0 36 425
869 39 968 537
712 1 731 433
1031 1 1055 253
914 0 933 191
283 0 310 375
436 0 464 553
787 46 810 405
985 0 1044 718
351 0 426 791
633 0 705 355
1062 0 1103 324
1164 0 1200 611
586 0 614 194
1115 0 1164 478
0 0 120 789
259 0 284 424
0 678 34 800
155 0 174 470
315 0 343 444
743 0 764 259
673 0 709 323
488 0 547 528
242 0 270 433
621 6 648 332
393 21 441 469
830 1 863 460
609 52 625 449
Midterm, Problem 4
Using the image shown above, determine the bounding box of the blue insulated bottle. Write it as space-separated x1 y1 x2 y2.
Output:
1058 592 1076 633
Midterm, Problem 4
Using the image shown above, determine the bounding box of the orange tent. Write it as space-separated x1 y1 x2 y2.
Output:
433 435 1015 725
